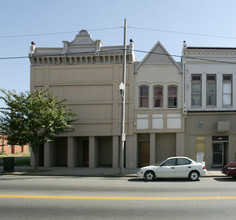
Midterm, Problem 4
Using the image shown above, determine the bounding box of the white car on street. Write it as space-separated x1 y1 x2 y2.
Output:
137 156 207 181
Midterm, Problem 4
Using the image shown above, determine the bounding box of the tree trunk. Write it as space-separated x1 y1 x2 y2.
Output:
34 145 39 170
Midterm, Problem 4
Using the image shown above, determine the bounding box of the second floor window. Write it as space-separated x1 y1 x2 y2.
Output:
223 75 232 106
168 86 177 108
139 86 149 108
153 86 163 108
191 75 202 106
206 75 216 106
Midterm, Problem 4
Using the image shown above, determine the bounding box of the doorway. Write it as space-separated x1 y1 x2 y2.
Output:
212 142 228 167
138 141 150 167
82 140 89 167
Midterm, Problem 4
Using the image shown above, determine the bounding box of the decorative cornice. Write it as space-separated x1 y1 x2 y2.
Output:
29 53 134 65
182 47 236 60
29 29 136 65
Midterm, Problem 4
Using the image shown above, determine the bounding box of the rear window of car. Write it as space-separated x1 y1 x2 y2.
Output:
177 158 192 165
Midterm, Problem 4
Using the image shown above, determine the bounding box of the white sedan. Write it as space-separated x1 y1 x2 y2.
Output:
137 156 207 181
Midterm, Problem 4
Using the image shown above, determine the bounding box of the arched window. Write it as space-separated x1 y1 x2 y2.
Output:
168 86 177 108
153 86 163 108
139 86 149 108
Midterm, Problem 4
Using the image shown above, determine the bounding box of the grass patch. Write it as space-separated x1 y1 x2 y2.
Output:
14 158 30 166
0 157 30 166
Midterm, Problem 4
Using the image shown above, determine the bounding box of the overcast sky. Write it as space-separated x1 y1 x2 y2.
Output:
1 0 236 103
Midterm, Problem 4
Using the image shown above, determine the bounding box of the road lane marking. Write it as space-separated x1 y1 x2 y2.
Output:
1 195 236 201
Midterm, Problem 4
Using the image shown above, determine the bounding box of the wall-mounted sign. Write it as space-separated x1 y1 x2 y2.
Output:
196 152 204 162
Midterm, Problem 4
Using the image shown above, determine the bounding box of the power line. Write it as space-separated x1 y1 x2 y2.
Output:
0 56 28 60
129 26 236 40
1 25 236 40
0 27 122 39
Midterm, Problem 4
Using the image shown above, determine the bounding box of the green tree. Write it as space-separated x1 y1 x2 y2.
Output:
0 89 76 170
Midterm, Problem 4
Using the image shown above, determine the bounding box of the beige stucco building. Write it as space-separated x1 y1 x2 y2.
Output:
29 30 136 168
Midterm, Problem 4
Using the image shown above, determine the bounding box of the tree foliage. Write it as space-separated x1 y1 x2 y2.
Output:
0 89 76 170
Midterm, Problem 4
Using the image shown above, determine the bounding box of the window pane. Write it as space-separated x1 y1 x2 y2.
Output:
140 86 148 96
192 95 201 106
168 87 177 96
207 94 216 106
223 82 231 93
168 97 177 108
154 98 163 107
207 83 216 94
223 75 231 81
192 75 201 81
192 83 201 93
140 97 148 107
223 94 231 106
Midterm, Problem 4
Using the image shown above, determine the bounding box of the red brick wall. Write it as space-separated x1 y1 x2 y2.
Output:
0 135 29 155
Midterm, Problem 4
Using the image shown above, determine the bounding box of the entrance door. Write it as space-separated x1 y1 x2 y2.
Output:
212 143 224 166
139 142 150 167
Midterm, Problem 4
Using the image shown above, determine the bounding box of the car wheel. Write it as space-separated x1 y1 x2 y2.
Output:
189 171 199 181
145 171 155 181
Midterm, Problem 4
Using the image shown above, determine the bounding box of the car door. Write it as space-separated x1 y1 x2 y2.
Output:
175 158 192 177
157 158 176 178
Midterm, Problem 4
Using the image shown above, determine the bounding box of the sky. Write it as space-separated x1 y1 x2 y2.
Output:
1 0 236 106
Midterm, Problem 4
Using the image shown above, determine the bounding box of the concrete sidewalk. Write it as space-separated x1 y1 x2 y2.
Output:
0 166 226 178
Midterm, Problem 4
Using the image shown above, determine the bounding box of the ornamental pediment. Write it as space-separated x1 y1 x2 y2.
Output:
69 30 95 45
62 30 102 54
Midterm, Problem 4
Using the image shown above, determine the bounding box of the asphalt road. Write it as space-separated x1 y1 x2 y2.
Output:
0 175 236 220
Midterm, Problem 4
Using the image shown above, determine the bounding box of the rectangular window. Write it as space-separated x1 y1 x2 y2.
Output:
206 75 216 106
139 86 149 108
223 75 232 106
191 75 202 106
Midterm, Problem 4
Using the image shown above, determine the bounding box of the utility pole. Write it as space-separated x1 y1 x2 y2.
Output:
119 18 127 174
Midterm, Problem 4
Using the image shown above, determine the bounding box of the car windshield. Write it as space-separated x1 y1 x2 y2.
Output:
155 159 166 166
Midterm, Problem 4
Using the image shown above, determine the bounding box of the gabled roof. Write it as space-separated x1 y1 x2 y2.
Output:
135 41 182 72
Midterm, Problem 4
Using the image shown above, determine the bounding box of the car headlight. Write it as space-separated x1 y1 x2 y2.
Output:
227 167 236 170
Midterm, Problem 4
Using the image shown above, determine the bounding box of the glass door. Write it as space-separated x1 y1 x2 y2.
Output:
212 143 224 166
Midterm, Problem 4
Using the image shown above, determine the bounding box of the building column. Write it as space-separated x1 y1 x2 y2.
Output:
176 133 185 156
67 137 76 168
89 136 98 168
229 135 236 162
205 135 212 168
126 135 136 168
44 142 54 167
112 136 119 168
133 134 138 168
150 133 155 165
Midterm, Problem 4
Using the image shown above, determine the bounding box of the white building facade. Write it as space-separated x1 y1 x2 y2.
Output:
182 42 236 167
